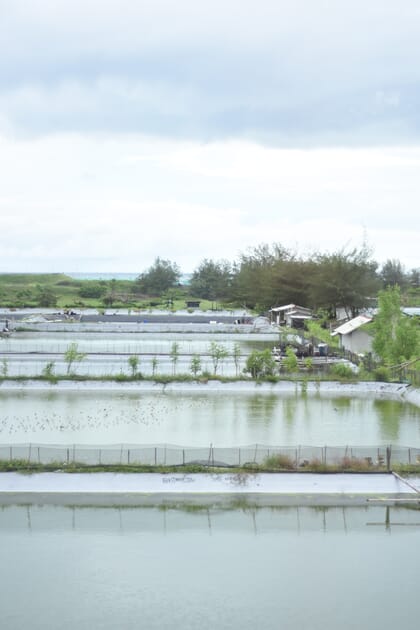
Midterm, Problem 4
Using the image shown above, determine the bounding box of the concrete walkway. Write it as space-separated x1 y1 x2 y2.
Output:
1 472 418 507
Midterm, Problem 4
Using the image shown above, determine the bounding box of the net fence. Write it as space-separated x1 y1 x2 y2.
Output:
1 443 419 468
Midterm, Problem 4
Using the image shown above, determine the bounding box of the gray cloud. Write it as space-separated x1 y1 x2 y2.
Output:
1 0 420 145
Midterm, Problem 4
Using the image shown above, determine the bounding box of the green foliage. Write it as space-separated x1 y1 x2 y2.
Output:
189 354 202 377
328 362 356 379
245 349 277 378
128 355 140 377
372 286 419 365
230 242 379 314
78 282 107 298
283 347 298 373
64 343 86 375
151 356 159 376
189 258 233 300
41 361 57 383
134 257 181 295
304 357 313 370
305 319 338 348
170 341 180 375
208 341 229 375
232 342 242 376
309 246 379 318
373 366 391 382
36 285 57 307
1 358 8 377
264 453 296 470
380 259 408 289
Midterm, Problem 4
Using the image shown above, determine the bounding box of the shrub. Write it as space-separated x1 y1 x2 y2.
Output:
42 361 57 383
245 349 276 378
328 362 356 379
373 366 391 382
264 453 296 470
283 347 298 373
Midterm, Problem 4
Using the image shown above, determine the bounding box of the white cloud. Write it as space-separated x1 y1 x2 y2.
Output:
0 2 419 272
0 132 419 272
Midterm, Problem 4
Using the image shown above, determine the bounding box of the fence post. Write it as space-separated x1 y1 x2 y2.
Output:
386 445 391 472
408 448 411 465
99 449 101 465
127 449 130 465
66 448 70 465
9 446 12 462
238 447 241 466
154 447 157 466
38 446 40 464
182 449 185 466
28 443 31 464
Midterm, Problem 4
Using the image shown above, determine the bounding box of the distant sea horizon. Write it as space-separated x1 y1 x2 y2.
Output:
67 272 192 284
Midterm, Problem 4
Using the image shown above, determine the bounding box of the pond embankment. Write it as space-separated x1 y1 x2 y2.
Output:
0 471 419 507
0 378 417 402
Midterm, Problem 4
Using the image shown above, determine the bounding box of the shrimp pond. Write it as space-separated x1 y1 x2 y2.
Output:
1 504 419 630
0 387 419 447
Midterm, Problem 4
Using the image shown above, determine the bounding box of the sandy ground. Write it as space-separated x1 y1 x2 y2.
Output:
1 472 419 507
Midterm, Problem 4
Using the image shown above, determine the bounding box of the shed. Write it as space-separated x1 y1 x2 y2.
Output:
331 314 373 353
269 304 312 329
185 300 201 309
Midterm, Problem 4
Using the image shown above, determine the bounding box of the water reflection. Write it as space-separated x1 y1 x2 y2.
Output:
1 504 420 630
1 504 420 534
0 390 419 446
374 399 401 442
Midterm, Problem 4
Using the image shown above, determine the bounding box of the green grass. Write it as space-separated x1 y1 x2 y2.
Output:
1 458 414 474
0 273 233 311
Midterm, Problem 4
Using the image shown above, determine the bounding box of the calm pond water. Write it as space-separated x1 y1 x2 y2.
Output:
0 389 419 446
0 504 419 630
1 331 272 355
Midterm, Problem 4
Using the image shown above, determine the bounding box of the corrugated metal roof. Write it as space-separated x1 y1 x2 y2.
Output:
270 304 311 313
331 314 372 336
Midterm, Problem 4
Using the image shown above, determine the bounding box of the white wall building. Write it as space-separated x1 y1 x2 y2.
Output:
331 314 373 354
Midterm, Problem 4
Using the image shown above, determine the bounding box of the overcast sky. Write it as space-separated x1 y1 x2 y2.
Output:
0 0 419 273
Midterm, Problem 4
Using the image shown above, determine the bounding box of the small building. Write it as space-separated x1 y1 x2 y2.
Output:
269 304 313 329
331 314 373 353
185 300 201 309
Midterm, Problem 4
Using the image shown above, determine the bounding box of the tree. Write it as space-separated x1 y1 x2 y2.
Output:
309 247 379 318
78 282 107 299
189 259 233 300
283 347 298 373
36 285 57 308
135 257 181 295
170 341 180 375
64 343 86 375
380 259 407 289
189 354 202 377
372 286 419 365
409 268 420 288
128 355 140 377
245 349 276 378
151 356 159 377
208 341 229 375
232 343 242 377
